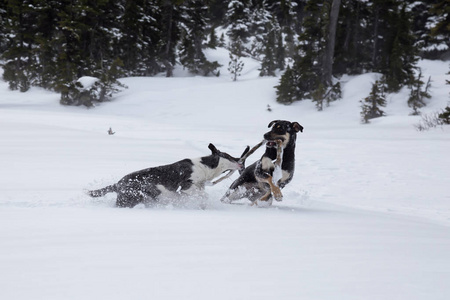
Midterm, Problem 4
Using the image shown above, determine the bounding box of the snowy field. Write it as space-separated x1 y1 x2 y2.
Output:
1 50 450 299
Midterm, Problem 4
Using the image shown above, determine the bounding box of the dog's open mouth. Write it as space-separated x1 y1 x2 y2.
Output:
265 139 284 147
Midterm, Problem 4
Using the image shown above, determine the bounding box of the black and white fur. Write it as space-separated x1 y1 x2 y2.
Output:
221 120 303 205
88 144 243 208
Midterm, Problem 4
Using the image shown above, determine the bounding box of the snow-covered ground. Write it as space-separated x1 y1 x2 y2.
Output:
1 51 449 299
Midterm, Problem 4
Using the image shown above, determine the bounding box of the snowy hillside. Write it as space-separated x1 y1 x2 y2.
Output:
1 50 450 300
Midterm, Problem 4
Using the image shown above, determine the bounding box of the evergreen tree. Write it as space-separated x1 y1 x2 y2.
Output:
275 28 285 71
207 0 229 26
360 80 387 123
382 4 418 92
159 0 183 77
408 0 443 59
267 0 304 57
226 0 251 47
207 26 219 49
2 0 37 92
259 18 278 76
334 0 372 75
438 106 450 124
179 0 220 75
429 0 450 58
276 0 338 102
228 51 244 81
275 65 297 104
408 69 431 115
0 0 7 54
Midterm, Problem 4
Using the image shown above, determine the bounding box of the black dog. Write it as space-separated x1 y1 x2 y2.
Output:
221 120 303 205
88 144 243 208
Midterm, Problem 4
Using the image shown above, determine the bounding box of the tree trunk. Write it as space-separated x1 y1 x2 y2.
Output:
164 4 174 77
323 0 341 86
372 5 379 67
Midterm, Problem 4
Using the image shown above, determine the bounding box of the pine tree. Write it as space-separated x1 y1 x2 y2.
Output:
226 0 251 45
179 0 220 75
360 80 387 123
228 52 244 81
159 0 183 77
120 0 163 76
208 26 219 49
275 28 285 71
438 106 450 124
247 0 272 58
207 0 229 26
259 18 278 76
409 0 443 59
334 0 372 75
267 0 303 57
276 0 331 102
0 0 7 54
382 4 418 92
429 0 450 58
275 65 297 104
2 0 37 92
408 69 431 115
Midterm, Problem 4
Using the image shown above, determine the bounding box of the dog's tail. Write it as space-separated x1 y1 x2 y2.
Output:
87 184 116 197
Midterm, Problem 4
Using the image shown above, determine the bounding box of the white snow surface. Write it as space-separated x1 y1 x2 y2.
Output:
1 52 450 300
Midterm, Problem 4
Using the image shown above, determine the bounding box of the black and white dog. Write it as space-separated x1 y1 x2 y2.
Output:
88 144 243 208
221 120 303 205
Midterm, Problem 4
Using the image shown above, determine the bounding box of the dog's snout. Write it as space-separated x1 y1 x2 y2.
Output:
264 131 273 140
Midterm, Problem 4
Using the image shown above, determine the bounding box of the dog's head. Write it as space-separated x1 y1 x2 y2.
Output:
208 143 244 172
264 120 303 148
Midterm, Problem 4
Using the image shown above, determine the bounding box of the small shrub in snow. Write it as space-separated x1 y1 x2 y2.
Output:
414 111 444 131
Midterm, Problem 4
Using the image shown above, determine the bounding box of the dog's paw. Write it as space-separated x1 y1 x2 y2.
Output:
254 199 273 208
274 194 283 202
220 196 232 203
271 186 283 202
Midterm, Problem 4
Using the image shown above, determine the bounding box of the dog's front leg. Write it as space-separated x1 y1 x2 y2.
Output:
260 175 283 202
271 139 284 201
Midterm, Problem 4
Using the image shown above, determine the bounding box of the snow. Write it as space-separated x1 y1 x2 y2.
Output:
77 76 100 90
1 51 450 300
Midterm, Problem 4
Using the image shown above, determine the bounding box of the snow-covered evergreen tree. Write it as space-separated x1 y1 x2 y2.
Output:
179 0 221 76
226 0 251 52
429 0 450 59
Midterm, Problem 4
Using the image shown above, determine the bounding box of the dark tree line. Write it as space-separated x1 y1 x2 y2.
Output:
276 0 449 105
0 0 449 106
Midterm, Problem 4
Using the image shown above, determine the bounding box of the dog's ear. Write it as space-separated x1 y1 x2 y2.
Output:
208 143 218 154
268 120 281 128
292 122 304 133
